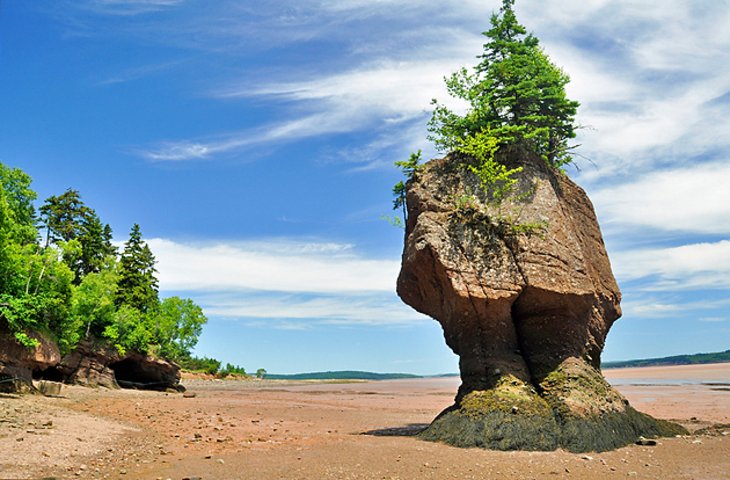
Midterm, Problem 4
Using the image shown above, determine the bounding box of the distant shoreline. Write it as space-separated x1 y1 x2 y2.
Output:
602 349 730 369
257 353 730 381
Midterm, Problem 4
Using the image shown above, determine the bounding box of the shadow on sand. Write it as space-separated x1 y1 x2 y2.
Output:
361 423 430 437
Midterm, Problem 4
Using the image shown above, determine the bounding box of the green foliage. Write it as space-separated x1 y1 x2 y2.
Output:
256 368 267 379
13 331 40 349
452 194 480 218
505 219 548 238
390 150 423 227
0 163 38 245
388 1 580 235
116 224 159 313
179 355 222 375
0 161 207 361
154 296 208 361
39 189 115 282
106 305 149 354
428 0 579 168
456 131 523 205
380 214 404 229
39 189 89 246
71 267 119 340
220 363 247 377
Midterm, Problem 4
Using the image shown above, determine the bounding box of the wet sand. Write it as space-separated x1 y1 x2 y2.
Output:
1 363 728 479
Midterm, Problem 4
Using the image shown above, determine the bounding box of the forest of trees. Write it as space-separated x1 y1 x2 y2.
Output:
0 161 207 364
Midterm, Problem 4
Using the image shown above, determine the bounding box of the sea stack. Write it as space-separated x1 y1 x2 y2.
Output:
397 149 685 452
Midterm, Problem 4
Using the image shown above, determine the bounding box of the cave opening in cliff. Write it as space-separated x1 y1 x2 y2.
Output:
109 358 164 390
32 366 65 382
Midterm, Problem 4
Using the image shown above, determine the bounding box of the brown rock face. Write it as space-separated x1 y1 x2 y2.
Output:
397 152 684 452
0 324 61 393
58 340 183 391
0 320 182 393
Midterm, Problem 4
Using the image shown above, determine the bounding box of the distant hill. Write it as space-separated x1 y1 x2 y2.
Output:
602 349 730 369
264 371 422 381
265 351 730 380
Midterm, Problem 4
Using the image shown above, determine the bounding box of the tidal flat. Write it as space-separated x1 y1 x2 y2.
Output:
1 363 728 479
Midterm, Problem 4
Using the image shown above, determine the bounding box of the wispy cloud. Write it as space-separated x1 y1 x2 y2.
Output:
122 0 730 182
139 112 359 161
96 59 185 85
79 0 184 16
196 292 426 327
149 238 398 294
590 160 730 235
613 240 730 290
149 237 427 327
620 297 730 320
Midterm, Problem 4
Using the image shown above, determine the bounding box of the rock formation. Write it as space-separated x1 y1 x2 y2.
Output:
57 340 183 391
0 321 182 393
397 150 685 452
0 324 60 393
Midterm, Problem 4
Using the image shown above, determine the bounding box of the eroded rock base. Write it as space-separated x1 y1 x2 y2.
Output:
420 359 687 452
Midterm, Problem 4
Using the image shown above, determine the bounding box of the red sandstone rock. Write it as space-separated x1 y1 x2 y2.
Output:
0 323 60 392
397 151 684 451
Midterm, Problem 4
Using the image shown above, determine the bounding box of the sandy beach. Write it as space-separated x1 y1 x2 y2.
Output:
1 363 728 480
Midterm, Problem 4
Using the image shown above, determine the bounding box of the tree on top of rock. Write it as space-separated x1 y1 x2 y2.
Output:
116 224 158 313
428 0 579 167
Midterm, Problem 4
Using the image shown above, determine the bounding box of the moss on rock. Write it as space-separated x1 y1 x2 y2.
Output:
419 375 560 451
419 360 688 452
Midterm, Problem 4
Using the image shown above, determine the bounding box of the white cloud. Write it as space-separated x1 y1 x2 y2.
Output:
613 240 730 290
149 238 399 294
143 53 480 161
126 0 730 179
516 1 730 181
698 317 729 323
590 161 730 235
84 0 184 16
198 292 426 326
147 237 429 327
620 297 730 320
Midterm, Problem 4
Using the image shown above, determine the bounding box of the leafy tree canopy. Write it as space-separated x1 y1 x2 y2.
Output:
0 163 37 245
428 0 580 168
154 296 207 360
39 189 115 282
0 161 209 362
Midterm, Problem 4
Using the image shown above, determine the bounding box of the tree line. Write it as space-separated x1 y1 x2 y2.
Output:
0 161 206 364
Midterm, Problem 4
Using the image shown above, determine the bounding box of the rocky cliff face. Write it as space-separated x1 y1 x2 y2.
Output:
0 326 60 393
0 322 182 393
397 151 685 452
57 341 182 391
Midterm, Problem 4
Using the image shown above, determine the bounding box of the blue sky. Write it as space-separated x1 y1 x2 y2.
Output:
1 0 729 374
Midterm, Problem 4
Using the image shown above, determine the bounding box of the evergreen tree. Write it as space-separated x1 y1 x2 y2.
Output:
39 189 115 282
116 224 159 313
428 0 579 167
39 189 88 246
77 211 116 278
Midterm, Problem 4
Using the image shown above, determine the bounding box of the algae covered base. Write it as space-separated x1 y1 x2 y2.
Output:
419 358 687 453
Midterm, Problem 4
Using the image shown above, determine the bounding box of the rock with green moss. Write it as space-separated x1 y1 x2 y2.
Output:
398 153 687 451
